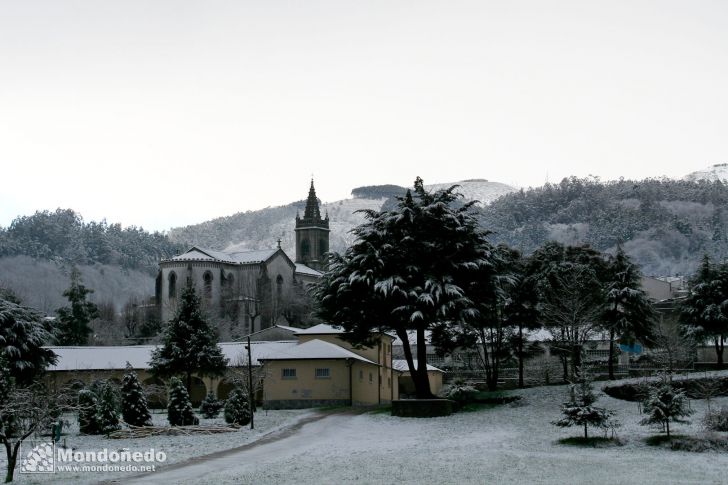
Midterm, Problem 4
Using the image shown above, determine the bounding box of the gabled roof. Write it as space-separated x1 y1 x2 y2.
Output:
392 359 443 373
45 341 298 371
259 339 378 365
166 246 280 265
295 263 323 277
294 323 345 335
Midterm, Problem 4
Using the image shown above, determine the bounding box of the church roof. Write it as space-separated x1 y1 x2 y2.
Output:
258 338 378 365
295 263 323 277
167 246 279 265
45 341 299 371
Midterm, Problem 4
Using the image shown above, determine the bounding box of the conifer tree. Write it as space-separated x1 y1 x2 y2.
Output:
200 391 224 419
121 364 152 427
640 383 692 439
56 267 100 345
553 370 615 439
77 389 101 435
602 245 655 379
167 377 196 426
96 383 121 435
149 281 228 394
224 387 251 426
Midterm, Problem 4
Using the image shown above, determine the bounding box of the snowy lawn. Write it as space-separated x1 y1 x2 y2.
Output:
2 408 311 485
151 382 728 485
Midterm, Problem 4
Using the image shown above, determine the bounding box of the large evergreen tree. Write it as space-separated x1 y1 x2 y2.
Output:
55 267 100 345
0 298 57 385
681 256 728 366
314 178 497 398
602 245 655 379
149 280 228 393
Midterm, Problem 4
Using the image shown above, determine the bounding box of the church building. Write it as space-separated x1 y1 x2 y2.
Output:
155 181 328 333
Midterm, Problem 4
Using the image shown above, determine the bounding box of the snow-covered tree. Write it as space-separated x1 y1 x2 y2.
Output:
315 177 497 398
681 256 728 366
602 245 655 379
553 372 615 439
167 377 196 426
56 267 100 345
224 388 251 426
77 389 100 434
96 383 121 435
0 297 57 385
149 281 228 394
200 391 224 419
640 383 692 439
121 364 152 427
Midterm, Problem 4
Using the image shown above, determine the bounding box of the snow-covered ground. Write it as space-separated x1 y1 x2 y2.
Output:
135 382 728 485
7 379 728 485
3 409 311 485
684 163 728 182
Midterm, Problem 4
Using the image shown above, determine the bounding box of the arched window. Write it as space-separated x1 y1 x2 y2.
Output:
319 238 328 257
276 274 284 300
168 271 177 298
301 239 310 258
203 271 213 300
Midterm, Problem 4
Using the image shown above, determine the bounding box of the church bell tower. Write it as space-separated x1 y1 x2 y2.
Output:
295 179 330 271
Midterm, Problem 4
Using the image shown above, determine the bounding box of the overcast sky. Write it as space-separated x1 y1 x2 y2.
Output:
1 1 726 231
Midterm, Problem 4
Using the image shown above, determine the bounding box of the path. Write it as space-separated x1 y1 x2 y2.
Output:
104 409 361 485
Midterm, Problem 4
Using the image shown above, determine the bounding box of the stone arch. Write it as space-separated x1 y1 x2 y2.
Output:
189 376 207 406
217 379 236 400
142 377 167 408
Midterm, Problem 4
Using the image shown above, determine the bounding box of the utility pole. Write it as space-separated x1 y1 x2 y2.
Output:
247 335 254 429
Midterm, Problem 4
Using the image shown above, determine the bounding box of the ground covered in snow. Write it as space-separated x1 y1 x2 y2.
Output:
4 409 310 485
141 381 728 485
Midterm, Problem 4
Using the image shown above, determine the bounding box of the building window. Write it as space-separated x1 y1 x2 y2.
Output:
301 239 310 258
369 372 373 383
388 377 391 388
203 271 213 300
315 368 330 379
276 274 284 300
282 368 296 379
168 271 177 298
359 369 363 380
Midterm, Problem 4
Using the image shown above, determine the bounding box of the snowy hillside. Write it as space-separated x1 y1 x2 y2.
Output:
684 163 728 182
171 179 516 255
426 179 517 205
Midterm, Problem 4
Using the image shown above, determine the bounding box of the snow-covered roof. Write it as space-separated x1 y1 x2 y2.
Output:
392 330 432 346
46 341 298 371
259 339 378 365
166 246 279 265
295 263 323 277
294 323 345 335
392 359 443 373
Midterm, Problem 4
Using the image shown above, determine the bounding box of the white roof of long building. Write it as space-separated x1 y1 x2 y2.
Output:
46 341 298 371
392 359 443 373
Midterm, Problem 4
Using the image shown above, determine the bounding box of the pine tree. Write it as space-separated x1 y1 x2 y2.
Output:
56 267 100 345
77 389 101 435
0 297 57 385
167 377 196 426
640 383 692 439
96 383 121 435
224 388 251 426
553 372 615 439
602 245 655 379
149 281 228 394
200 391 224 419
121 364 152 427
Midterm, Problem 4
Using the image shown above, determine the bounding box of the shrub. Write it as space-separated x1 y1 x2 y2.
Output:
703 406 728 432
167 377 197 426
121 365 152 427
77 390 101 435
224 388 251 426
200 392 224 419
443 384 478 405
96 384 121 435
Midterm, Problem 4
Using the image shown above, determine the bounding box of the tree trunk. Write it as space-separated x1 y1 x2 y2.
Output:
518 325 525 388
5 441 18 483
584 423 588 439
415 327 434 398
665 420 670 439
186 372 192 397
715 337 725 368
561 356 568 382
608 328 616 380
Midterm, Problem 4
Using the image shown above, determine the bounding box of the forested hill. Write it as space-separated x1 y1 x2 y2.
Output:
0 209 182 274
479 177 728 276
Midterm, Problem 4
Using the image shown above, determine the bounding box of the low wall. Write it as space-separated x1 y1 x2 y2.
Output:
392 399 455 417
263 399 350 409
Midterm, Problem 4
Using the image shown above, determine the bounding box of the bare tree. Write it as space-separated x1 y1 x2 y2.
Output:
650 313 697 378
